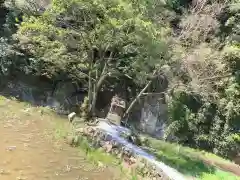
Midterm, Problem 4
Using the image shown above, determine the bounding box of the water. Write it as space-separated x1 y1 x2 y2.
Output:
97 121 186 180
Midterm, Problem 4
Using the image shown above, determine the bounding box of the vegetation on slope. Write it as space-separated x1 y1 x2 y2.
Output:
0 0 239 167
0 95 239 180
145 136 240 179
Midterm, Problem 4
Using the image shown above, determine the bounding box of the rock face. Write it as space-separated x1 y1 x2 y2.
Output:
140 96 167 138
0 78 113 117
1 78 86 114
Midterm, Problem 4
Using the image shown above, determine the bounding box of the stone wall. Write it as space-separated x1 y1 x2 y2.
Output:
69 125 171 180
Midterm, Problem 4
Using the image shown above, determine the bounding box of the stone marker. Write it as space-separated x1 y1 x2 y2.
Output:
68 112 76 122
106 95 126 125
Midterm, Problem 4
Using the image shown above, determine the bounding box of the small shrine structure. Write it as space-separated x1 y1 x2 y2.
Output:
106 95 126 125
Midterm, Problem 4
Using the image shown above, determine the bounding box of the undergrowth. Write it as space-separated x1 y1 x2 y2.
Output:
145 137 240 180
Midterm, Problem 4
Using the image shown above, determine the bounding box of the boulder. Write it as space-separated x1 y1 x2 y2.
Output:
103 141 113 153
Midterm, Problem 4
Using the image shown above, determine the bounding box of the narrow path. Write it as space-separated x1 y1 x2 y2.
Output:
0 98 119 180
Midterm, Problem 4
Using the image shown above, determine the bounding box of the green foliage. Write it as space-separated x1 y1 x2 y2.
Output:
0 0 30 76
162 0 240 161
16 0 170 83
200 169 239 180
145 136 240 179
167 78 240 158
166 0 192 13
14 0 172 117
0 37 12 74
0 36 25 76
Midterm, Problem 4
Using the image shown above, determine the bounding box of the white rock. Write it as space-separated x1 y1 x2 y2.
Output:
6 146 16 151
68 112 76 122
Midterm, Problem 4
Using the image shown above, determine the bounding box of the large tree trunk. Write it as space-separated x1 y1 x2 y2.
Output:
90 73 109 117
88 70 93 113
90 50 112 117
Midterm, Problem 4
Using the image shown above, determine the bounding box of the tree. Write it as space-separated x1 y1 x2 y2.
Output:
16 0 170 118
163 0 240 159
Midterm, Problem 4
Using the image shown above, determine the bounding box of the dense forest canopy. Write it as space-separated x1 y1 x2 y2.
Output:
0 0 239 160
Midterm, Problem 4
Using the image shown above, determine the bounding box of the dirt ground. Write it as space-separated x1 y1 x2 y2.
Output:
0 98 120 180
201 158 240 177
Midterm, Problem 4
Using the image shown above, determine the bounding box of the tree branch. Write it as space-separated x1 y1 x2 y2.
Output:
199 73 232 81
123 70 158 119
142 92 165 96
